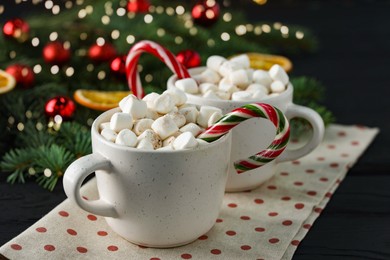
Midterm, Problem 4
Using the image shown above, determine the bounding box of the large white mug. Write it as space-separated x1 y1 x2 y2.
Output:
168 67 325 192
63 108 232 248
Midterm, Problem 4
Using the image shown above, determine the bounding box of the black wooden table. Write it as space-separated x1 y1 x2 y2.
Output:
1 1 390 259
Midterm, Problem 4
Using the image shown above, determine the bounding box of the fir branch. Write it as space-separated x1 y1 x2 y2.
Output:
0 147 36 184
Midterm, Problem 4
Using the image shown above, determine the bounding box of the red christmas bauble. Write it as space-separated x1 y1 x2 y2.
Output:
191 0 220 27
127 0 150 13
110 55 127 77
43 41 71 65
88 42 117 63
5 64 34 89
44 96 76 120
176 50 201 68
2 18 30 42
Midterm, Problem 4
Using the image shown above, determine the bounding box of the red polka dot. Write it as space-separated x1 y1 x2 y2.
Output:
294 181 303 186
356 125 366 129
280 171 289 176
282 220 293 226
97 231 108 236
338 131 346 137
341 153 349 157
325 192 333 198
108 245 118 251
87 214 97 221
351 141 359 146
336 178 342 184
267 185 277 190
330 163 339 168
82 196 89 200
295 203 305 209
317 157 325 161
314 207 323 213
228 203 237 208
138 245 148 249
77 246 88 253
307 191 317 196
67 229 77 236
281 196 291 201
292 160 300 165
255 227 265 232
198 235 208 240
305 169 315 174
240 216 250 220
11 244 22 250
36 227 47 233
268 212 278 217
58 211 69 217
44 245 55 251
241 245 251 250
269 238 280 244
327 144 336 149
303 224 312 229
226 230 236 236
216 218 223 223
210 249 221 255
150 258 160 260
291 240 300 246
181 253 192 259
319 177 329 182
254 198 264 204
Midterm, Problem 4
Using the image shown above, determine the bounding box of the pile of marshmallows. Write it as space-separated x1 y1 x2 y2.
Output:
100 88 223 151
173 54 289 101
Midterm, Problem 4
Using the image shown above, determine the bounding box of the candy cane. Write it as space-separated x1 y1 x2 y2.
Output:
125 40 191 98
198 103 290 174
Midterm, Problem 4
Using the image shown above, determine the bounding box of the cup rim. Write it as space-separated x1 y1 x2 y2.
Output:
167 66 293 105
92 107 231 154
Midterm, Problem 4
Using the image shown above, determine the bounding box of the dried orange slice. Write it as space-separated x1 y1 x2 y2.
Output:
0 69 16 94
234 53 293 72
74 89 132 111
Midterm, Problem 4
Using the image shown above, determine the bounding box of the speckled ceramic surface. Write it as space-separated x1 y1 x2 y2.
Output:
63 108 232 248
168 68 324 192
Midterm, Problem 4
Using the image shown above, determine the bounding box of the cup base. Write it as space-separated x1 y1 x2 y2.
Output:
121 235 200 249
225 183 263 193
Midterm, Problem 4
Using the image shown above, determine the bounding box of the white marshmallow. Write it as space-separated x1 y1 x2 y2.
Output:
196 138 209 146
136 139 154 150
197 106 223 128
137 129 162 149
207 111 223 127
162 136 176 147
153 92 176 114
172 132 198 150
164 87 187 106
206 55 227 72
167 112 186 128
269 93 280 98
119 94 147 120
216 90 231 100
231 91 254 101
110 112 133 132
157 145 173 151
269 64 289 85
218 61 242 78
199 83 218 94
99 122 110 131
219 77 239 93
199 69 221 84
178 106 199 124
174 78 199 94
270 80 286 93
246 69 254 82
115 129 137 147
142 93 160 109
253 70 273 87
101 128 117 142
203 90 221 100
180 123 202 137
133 118 154 136
146 108 160 120
151 115 179 140
191 74 203 85
246 83 269 94
229 54 250 69
252 90 267 100
229 69 250 89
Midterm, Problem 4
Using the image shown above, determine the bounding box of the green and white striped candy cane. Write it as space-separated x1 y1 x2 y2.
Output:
198 103 290 174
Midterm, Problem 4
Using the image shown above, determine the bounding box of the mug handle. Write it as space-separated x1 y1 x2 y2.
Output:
276 103 325 162
63 153 118 218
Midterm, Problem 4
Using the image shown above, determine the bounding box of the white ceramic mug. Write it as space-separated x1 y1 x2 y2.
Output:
63 108 232 248
168 67 325 192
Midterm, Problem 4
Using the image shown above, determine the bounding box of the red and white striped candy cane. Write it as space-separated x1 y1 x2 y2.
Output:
125 40 191 98
198 103 290 174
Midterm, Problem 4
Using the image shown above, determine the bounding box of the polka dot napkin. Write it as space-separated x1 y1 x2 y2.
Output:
0 124 378 260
